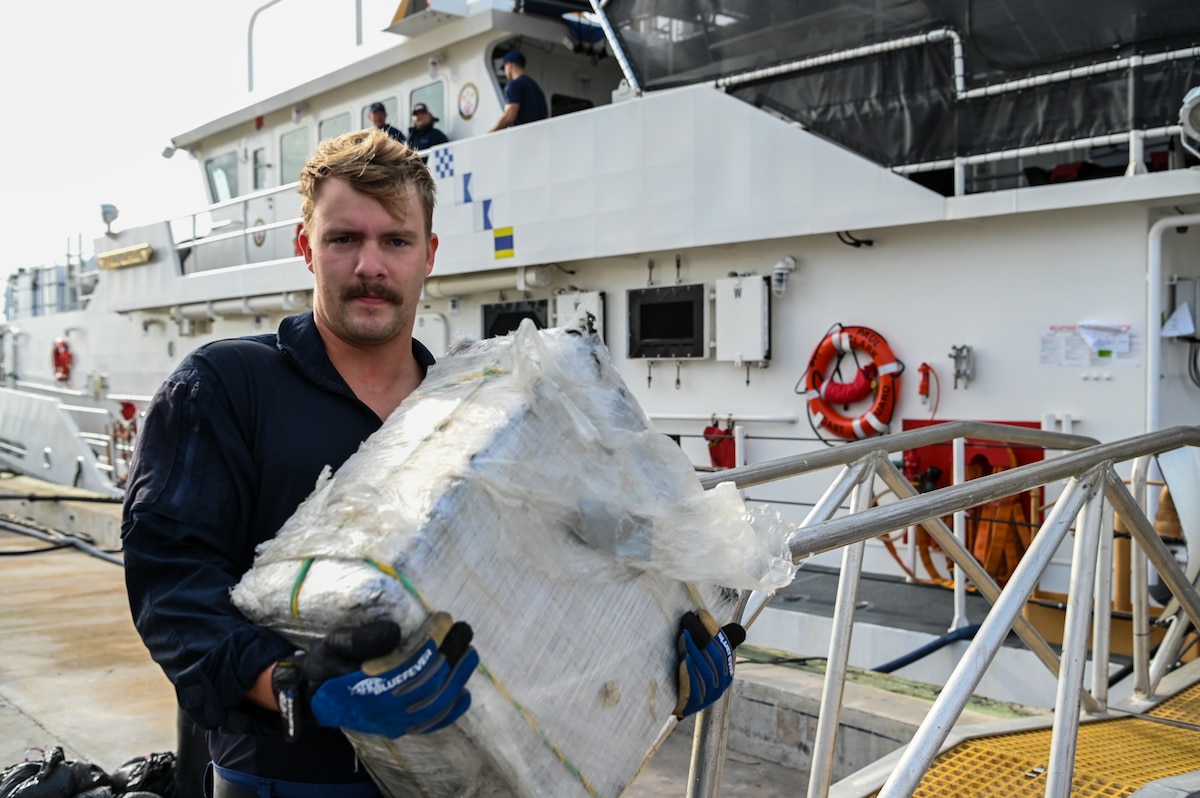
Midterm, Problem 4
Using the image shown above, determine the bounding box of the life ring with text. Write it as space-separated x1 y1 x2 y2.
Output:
293 224 305 257
802 325 902 440
52 338 73 383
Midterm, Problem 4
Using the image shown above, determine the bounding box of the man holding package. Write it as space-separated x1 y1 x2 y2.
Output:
122 128 742 798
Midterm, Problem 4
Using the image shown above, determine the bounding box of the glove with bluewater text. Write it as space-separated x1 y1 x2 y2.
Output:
272 613 479 740
672 609 746 719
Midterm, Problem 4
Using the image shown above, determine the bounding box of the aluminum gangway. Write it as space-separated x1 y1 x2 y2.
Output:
683 422 1200 798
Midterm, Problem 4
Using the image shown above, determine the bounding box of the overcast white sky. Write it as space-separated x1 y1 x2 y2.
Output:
0 0 402 275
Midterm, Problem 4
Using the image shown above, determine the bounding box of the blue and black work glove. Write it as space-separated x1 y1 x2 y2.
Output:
272 612 479 740
672 609 747 719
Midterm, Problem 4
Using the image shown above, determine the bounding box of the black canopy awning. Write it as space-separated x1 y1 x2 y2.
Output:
601 0 1200 170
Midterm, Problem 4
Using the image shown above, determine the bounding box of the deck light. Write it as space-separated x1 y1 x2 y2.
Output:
772 256 797 297
1181 86 1200 160
100 204 119 237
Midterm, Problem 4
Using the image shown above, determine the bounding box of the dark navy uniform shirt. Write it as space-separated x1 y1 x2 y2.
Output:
406 124 449 152
378 124 406 144
122 311 434 783
504 74 549 127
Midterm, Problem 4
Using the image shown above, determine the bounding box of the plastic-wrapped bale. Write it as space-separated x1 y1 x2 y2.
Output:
231 316 796 798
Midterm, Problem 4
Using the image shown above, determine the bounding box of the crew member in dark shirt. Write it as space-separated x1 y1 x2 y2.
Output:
407 102 449 152
489 50 549 131
123 130 472 797
368 101 406 143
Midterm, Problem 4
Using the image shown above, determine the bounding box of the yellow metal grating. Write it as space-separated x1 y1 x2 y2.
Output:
1149 679 1200 723
896 715 1200 797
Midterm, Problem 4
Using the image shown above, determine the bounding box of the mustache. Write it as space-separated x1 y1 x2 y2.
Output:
341 282 402 303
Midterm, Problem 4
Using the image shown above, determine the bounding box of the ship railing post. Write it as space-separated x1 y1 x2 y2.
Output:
688 457 875 798
1126 129 1146 176
876 469 1098 798
686 695 732 798
242 199 250 265
872 459 1100 710
686 458 873 792
806 462 877 798
1090 496 1115 709
1106 468 1200 694
687 589 752 798
950 436 968 630
1044 468 1109 797
801 460 873 530
1148 615 1189 691
1127 455 1153 697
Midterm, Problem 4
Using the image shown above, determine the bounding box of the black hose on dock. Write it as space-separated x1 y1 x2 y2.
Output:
872 623 981 674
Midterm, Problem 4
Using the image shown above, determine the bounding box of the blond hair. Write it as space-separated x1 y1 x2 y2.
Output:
298 129 437 236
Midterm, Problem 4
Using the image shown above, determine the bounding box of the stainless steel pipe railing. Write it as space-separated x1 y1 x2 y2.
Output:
687 423 1200 798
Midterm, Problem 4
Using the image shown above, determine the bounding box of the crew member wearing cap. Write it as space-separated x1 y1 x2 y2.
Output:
489 50 548 132
368 102 406 144
407 103 449 152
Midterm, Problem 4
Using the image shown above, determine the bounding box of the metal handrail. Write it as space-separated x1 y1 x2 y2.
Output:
708 25 1199 193
687 424 1200 798
786 427 1198 557
167 179 303 274
697 420 1098 492
176 217 303 252
706 419 1100 638
691 421 1102 797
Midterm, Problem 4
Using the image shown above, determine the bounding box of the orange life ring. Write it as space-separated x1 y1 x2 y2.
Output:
293 223 305 257
803 326 901 439
52 338 73 383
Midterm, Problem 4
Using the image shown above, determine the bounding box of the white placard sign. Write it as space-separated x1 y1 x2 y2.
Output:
1040 323 1141 367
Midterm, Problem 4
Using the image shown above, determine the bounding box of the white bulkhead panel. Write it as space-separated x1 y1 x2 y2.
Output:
715 275 769 364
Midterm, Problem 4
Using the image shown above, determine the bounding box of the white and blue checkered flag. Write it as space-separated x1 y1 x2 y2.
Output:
432 148 455 179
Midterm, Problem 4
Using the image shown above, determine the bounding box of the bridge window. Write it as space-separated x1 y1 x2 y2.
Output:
410 81 445 124
205 151 238 203
319 113 352 143
280 128 309 186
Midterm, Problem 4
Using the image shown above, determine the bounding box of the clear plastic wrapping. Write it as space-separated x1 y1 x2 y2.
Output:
232 317 796 797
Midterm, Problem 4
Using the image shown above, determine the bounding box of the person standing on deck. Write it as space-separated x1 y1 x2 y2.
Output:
489 50 548 131
368 101 406 144
407 102 449 153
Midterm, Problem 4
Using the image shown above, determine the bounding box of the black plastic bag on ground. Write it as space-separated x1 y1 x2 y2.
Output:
2 746 74 797
0 746 112 798
108 753 175 798
67 761 110 796
0 746 177 798
0 760 41 798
